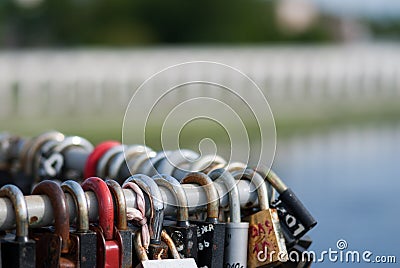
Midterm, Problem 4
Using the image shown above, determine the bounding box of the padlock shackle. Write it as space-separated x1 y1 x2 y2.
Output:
208 168 241 223
108 144 150 179
223 162 247 173
161 230 181 259
32 180 71 253
125 174 164 244
156 149 199 176
97 145 125 178
61 180 90 232
83 141 121 178
232 168 270 210
264 169 288 193
190 154 226 173
153 174 190 226
129 150 156 175
181 172 220 222
52 136 93 155
136 151 171 176
0 184 29 241
106 179 128 230
20 131 64 176
81 177 115 240
134 230 149 261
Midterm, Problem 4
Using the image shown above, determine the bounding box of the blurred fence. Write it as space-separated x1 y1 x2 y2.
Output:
1 44 399 118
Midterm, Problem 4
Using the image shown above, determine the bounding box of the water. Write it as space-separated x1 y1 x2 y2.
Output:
273 122 400 267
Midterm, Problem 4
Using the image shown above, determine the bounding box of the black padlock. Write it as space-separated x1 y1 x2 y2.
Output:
153 174 198 260
266 170 317 245
31 180 79 267
124 175 169 261
0 184 36 268
106 179 133 268
181 172 226 268
61 180 97 268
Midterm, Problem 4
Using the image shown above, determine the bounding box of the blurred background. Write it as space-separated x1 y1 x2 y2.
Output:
1 0 399 267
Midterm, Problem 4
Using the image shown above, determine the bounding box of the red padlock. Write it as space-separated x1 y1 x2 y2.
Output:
81 177 123 268
83 141 120 178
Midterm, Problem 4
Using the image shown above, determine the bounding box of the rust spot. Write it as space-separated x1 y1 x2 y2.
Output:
30 216 38 224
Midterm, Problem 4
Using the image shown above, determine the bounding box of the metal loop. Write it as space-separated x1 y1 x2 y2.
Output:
0 184 29 241
81 177 114 240
209 168 241 223
232 168 269 210
153 174 189 225
105 179 127 230
61 180 89 232
181 172 220 222
124 174 164 244
32 180 70 253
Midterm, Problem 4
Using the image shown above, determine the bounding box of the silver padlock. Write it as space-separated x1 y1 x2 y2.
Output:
209 168 249 268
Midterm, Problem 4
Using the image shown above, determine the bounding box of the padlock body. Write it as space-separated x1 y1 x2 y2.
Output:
1 239 36 268
32 232 62 268
244 209 287 268
273 189 317 241
148 241 169 260
118 229 133 268
71 231 97 268
224 222 249 268
164 221 198 260
191 221 225 268
105 240 121 268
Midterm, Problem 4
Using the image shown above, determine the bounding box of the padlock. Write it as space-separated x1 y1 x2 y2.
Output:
61 180 97 268
31 180 78 267
39 136 93 181
209 168 249 268
123 175 169 260
108 145 151 180
97 145 125 179
136 151 172 177
232 168 288 268
153 174 198 260
266 170 317 245
0 184 35 268
106 179 133 268
134 229 197 268
181 172 226 268
122 179 151 268
83 141 121 178
155 149 199 177
81 177 123 268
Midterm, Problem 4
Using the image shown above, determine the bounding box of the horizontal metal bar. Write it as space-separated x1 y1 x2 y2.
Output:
0 179 258 231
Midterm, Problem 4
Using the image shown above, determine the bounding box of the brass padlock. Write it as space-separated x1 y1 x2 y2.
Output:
232 169 288 268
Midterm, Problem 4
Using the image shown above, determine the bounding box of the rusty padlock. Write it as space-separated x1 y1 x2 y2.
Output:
153 174 198 260
0 184 36 268
181 172 226 268
106 179 133 268
123 175 169 261
61 180 97 268
209 168 249 268
134 230 197 268
232 169 288 268
31 180 79 267
81 177 123 268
